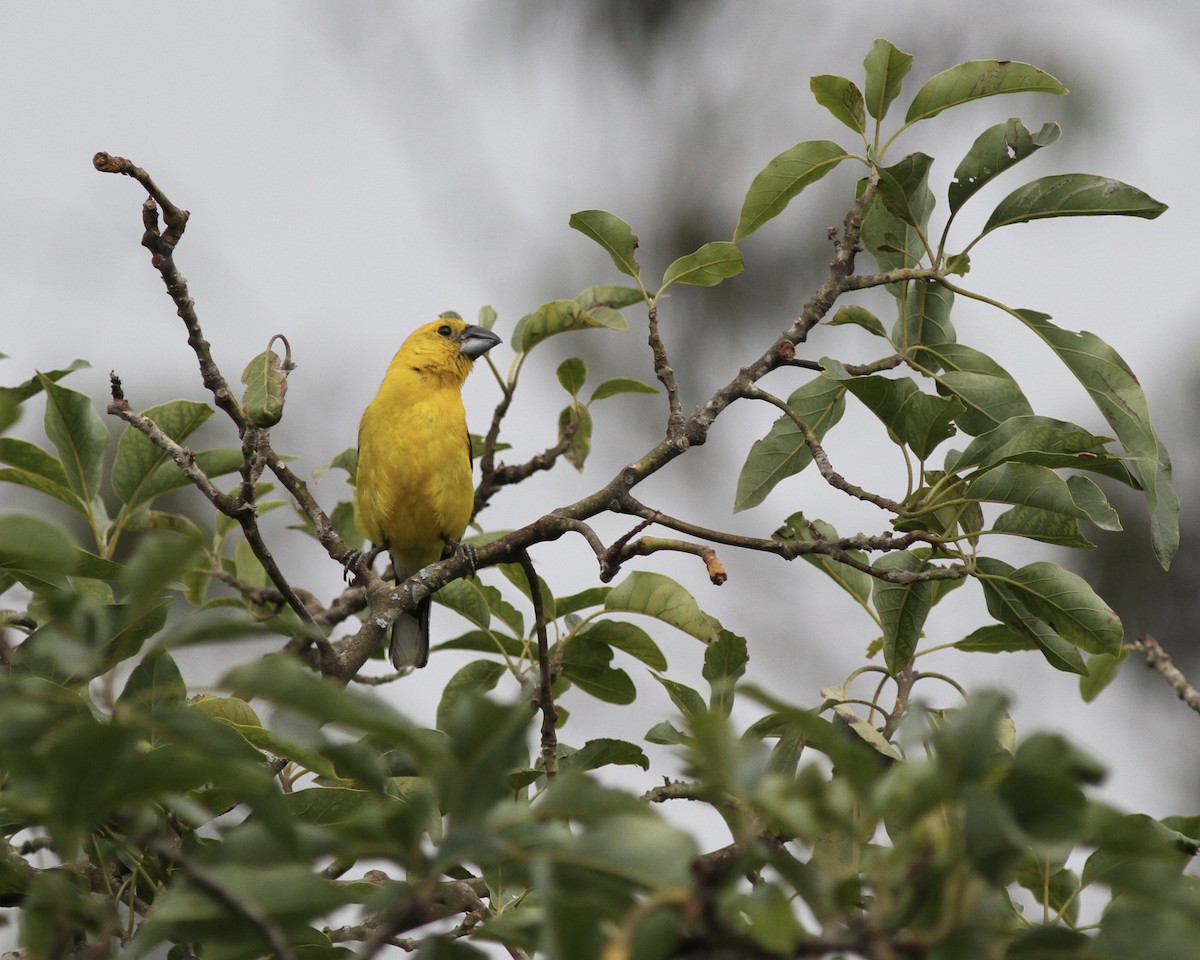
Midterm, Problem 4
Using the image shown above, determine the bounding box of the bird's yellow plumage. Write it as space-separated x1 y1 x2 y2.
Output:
355 317 501 668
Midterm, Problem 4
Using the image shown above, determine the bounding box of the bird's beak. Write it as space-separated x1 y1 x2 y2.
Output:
455 325 503 360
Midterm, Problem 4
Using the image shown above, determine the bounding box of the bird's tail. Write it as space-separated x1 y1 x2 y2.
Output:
389 593 431 669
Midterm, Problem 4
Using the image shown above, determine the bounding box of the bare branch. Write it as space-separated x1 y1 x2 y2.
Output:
95 152 245 429
646 299 685 435
615 536 729 586
1135 634 1200 718
518 549 558 777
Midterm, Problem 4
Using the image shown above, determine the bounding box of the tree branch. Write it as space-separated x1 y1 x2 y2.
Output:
1134 634 1200 718
518 550 558 777
95 152 245 430
646 299 685 436
743 385 906 513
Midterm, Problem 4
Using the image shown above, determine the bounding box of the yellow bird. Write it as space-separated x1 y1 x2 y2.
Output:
355 317 501 669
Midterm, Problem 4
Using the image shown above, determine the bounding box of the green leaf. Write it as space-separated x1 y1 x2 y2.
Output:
103 597 172 672
477 581 525 638
560 637 636 704
1008 561 1122 655
568 209 641 278
146 864 354 929
949 119 1061 214
496 561 556 623
188 694 262 728
822 359 962 460
589 377 658 403
653 675 707 722
773 513 874 607
578 619 667 671
982 595 1086 676
240 346 289 427
1015 311 1177 568
905 59 1067 124
112 400 217 508
982 174 1167 235
863 38 913 121
1080 648 1129 702
862 189 928 284
829 304 886 338
734 377 846 511
876 152 935 231
556 357 587 398
872 551 934 673
917 343 1033 435
221 658 418 745
0 437 82 512
1068 475 1122 531
116 647 186 741
512 299 629 354
280 786 394 828
0 514 78 579
574 284 646 311
660 241 744 290
0 395 16 435
40 376 108 515
742 884 803 954
975 556 1117 671
434 578 491 630
605 571 718 643
897 279 955 358
557 402 592 471
945 415 1131 484
992 505 1094 549
954 623 1037 653
438 660 505 732
703 631 747 716
0 358 88 406
559 738 650 773
555 586 611 618
967 462 1090 518
810 74 866 134
477 304 498 329
734 140 850 241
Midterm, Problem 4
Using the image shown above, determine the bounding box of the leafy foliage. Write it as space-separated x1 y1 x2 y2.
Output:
0 39 1191 960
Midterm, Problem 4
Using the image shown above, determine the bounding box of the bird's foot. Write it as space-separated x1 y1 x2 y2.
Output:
445 538 479 574
341 548 364 583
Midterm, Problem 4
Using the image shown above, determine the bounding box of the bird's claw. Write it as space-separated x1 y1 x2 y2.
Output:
342 548 364 583
445 538 479 574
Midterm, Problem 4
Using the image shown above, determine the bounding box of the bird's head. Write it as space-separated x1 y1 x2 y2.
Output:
394 316 503 385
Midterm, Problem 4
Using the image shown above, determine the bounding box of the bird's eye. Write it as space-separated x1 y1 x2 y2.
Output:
437 324 453 338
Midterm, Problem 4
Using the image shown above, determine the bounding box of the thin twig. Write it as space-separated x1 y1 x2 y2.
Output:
95 152 245 429
646 300 685 436
615 537 728 586
518 549 558 777
743 385 905 513
1135 634 1200 718
610 490 962 583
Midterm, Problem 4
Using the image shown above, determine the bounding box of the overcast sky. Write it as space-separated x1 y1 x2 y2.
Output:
2 2 1197 833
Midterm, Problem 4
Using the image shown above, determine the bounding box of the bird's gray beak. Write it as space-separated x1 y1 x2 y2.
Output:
456 325 503 360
